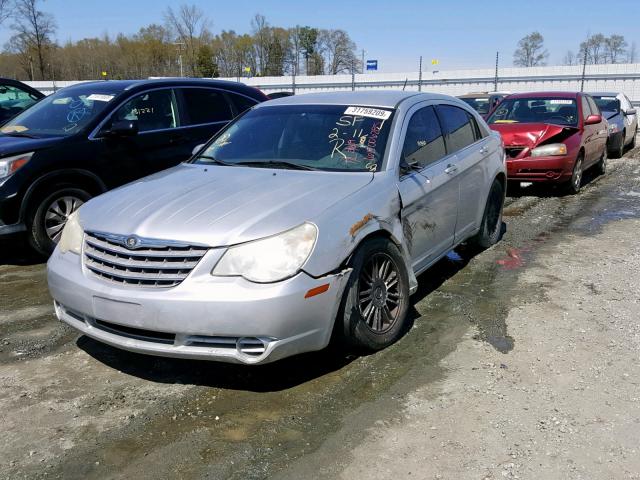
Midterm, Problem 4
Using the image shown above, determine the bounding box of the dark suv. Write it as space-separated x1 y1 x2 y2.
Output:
0 78 267 254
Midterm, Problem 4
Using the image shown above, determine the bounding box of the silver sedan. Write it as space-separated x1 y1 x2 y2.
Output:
47 91 506 364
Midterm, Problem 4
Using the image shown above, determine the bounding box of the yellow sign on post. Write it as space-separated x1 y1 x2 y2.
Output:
101 71 107 77
243 67 251 73
431 59 439 65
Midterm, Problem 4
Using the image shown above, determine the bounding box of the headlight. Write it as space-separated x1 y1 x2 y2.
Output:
609 123 618 133
0 152 34 179
212 223 317 283
58 211 84 255
530 143 567 157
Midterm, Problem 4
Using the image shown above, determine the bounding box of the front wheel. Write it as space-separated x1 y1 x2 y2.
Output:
338 238 410 351
612 132 625 158
28 187 91 256
566 154 584 195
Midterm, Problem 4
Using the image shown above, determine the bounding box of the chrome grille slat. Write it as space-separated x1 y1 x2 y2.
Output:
85 235 207 258
84 232 207 288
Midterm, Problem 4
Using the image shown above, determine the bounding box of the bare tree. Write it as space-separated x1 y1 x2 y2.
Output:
10 0 57 80
0 0 11 24
164 4 211 76
513 32 548 67
563 50 577 66
604 35 627 63
251 13 269 75
579 33 607 64
318 29 358 74
629 41 638 63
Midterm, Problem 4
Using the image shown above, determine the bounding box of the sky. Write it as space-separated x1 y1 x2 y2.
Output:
0 0 638 72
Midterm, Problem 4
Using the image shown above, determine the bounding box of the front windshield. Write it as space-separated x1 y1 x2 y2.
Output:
488 98 578 126
592 96 620 113
0 88 116 137
193 104 394 172
461 97 490 115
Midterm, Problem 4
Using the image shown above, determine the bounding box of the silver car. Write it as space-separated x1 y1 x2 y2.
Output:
47 91 506 364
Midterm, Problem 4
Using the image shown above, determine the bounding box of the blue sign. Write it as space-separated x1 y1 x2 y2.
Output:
366 60 378 71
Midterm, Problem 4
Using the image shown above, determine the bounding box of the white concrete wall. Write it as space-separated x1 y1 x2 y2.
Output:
25 63 640 102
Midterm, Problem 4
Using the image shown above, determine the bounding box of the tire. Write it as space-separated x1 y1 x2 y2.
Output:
468 179 504 249
566 154 584 195
28 187 92 256
596 146 607 176
612 132 624 158
337 238 410 351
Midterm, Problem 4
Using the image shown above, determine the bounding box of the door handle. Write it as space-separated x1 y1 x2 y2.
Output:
480 146 489 154
444 164 458 175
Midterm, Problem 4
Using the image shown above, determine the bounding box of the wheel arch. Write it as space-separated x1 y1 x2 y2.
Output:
20 169 107 222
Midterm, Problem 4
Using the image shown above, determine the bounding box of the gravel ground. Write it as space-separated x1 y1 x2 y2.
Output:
1 143 639 479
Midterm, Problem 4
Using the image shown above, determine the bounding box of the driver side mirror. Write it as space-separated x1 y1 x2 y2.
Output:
584 114 602 126
625 108 637 116
106 120 139 137
400 157 419 175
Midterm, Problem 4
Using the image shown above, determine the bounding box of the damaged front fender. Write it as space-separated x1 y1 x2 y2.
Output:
303 173 418 294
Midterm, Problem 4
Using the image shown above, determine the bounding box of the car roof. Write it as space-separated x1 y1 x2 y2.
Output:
458 91 510 98
56 78 265 98
257 90 456 108
507 91 580 100
587 91 621 97
0 77 45 98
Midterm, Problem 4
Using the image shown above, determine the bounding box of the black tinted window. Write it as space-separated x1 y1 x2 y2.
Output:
182 88 233 124
437 105 476 153
228 93 257 115
402 106 446 168
113 89 178 132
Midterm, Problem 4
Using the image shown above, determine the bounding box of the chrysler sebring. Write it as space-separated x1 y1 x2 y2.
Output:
47 91 506 364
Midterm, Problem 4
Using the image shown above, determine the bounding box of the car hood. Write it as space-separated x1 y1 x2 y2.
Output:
0 135 64 157
489 122 576 147
79 164 374 247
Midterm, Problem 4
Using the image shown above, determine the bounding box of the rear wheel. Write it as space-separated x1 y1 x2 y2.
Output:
28 187 91 256
468 179 504 249
596 146 607 176
337 238 410 351
566 154 584 195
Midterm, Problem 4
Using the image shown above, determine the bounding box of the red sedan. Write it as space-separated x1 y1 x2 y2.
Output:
487 91 608 193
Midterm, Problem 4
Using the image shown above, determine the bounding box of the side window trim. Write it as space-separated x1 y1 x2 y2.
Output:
581 95 592 120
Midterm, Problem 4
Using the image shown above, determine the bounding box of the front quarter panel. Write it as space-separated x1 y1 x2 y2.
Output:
303 172 415 287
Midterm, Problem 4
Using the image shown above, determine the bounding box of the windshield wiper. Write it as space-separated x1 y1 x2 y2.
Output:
235 160 318 171
196 155 237 167
1 131 39 139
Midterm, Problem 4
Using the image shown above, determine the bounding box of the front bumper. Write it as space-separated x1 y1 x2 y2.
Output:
506 154 575 182
47 248 351 364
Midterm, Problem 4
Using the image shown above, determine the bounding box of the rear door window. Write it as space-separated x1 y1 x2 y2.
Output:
112 89 179 132
402 106 446 169
180 88 233 125
228 93 258 115
436 104 476 154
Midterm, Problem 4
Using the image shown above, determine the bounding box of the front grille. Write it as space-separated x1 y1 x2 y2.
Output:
505 146 527 159
94 319 176 344
84 232 208 288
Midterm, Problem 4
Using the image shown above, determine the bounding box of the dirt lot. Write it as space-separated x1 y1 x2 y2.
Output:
1 144 640 479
